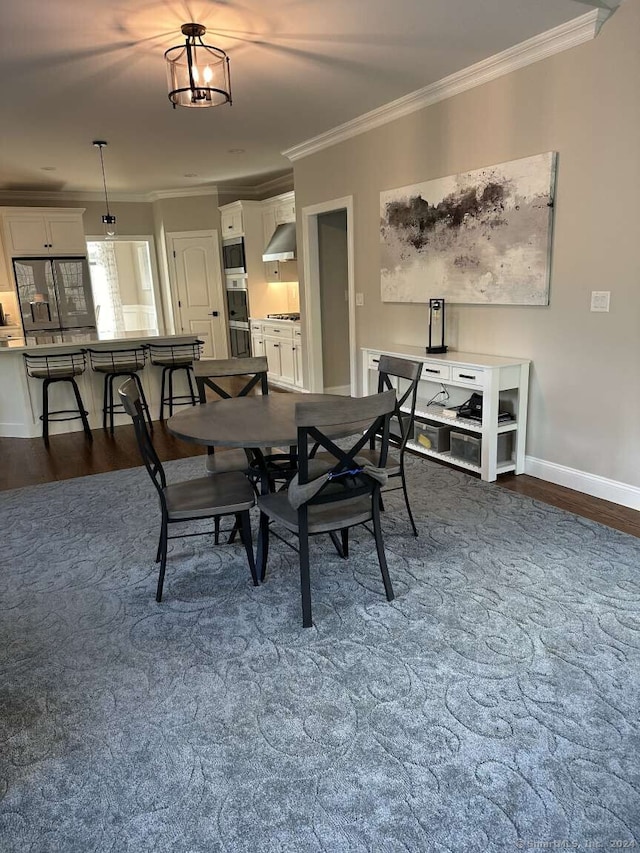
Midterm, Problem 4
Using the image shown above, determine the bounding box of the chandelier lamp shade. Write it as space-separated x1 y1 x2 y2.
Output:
92 140 116 239
165 23 232 109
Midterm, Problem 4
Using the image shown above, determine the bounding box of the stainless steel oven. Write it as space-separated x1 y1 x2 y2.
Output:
225 277 251 357
222 237 246 275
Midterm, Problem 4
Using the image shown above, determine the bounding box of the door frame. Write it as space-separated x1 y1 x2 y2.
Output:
166 229 227 356
86 233 165 331
300 196 356 395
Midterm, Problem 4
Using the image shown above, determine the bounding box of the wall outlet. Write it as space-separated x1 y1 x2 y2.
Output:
590 291 610 312
355 292 364 306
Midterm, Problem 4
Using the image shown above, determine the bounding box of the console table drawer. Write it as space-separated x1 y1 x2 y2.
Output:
367 352 382 370
421 363 450 381
452 366 484 386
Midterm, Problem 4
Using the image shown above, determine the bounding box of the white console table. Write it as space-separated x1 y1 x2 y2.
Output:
362 345 530 482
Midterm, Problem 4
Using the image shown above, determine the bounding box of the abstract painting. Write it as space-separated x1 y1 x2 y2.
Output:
380 152 557 305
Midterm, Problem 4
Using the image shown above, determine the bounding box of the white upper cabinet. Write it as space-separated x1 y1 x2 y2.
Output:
274 197 295 225
2 208 87 256
220 205 244 238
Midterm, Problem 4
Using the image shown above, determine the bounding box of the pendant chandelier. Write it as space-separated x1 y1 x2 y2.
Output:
165 23 232 109
92 140 116 239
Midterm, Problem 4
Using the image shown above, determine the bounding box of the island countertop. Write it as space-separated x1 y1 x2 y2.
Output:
0 329 199 353
0 329 206 439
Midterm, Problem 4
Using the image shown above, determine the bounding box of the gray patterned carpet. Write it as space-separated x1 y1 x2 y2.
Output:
1 455 639 852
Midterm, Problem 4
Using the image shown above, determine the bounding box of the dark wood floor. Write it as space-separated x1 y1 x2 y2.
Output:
2 423 639 538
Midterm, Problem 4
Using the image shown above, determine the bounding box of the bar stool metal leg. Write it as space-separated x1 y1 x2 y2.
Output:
159 366 169 421
69 378 93 441
42 378 51 447
168 368 175 419
102 372 109 432
186 366 197 407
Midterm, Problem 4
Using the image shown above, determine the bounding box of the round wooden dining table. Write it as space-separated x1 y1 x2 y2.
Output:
166 392 370 567
166 392 360 451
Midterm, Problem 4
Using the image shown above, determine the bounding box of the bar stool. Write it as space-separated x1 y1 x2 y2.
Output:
86 347 153 435
23 351 93 448
146 340 204 420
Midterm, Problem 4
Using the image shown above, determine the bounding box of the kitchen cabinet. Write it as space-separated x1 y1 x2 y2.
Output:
264 258 298 283
250 320 264 357
251 318 302 389
220 206 244 238
293 326 303 388
2 208 86 256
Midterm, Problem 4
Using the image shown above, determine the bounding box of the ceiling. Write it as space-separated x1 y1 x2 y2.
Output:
0 0 615 196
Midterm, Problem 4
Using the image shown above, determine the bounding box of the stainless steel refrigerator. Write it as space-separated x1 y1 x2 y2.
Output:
14 256 97 334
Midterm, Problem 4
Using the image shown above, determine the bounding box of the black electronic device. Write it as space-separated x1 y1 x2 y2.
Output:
457 393 514 423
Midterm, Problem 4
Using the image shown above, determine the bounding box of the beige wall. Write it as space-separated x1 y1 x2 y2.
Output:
152 194 219 233
318 210 350 388
293 0 640 488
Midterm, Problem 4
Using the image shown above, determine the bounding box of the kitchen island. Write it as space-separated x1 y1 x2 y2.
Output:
0 330 200 438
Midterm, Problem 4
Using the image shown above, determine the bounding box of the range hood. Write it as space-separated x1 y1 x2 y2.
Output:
262 222 296 262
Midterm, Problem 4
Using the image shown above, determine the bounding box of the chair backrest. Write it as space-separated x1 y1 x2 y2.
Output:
375 355 423 455
86 347 147 372
23 350 86 378
146 340 203 366
118 378 167 503
194 356 269 403
294 389 396 508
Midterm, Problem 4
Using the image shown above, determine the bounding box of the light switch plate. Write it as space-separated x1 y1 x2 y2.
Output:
355 292 364 306
590 291 610 312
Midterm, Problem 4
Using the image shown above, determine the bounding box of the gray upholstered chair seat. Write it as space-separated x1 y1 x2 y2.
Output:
258 491 373 535
93 361 141 373
164 472 255 520
152 356 193 366
29 365 85 379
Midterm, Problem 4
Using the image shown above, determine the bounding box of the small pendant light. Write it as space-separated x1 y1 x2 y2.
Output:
93 140 116 239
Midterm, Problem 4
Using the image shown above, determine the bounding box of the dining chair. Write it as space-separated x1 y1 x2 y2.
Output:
257 389 397 628
195 356 297 489
118 377 258 602
366 354 423 536
312 355 423 535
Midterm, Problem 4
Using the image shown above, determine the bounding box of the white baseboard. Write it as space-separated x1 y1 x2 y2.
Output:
324 384 351 396
525 455 640 511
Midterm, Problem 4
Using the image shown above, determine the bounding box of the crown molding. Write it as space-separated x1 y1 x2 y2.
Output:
146 185 219 201
283 8 612 162
254 172 294 197
218 172 294 200
0 176 293 205
0 189 151 203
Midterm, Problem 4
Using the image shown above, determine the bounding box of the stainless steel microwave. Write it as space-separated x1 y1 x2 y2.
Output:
222 236 246 275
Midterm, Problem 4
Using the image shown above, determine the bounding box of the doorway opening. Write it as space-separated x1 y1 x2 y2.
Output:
301 196 356 394
87 240 160 337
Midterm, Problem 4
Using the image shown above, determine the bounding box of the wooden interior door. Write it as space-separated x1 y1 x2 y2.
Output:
168 232 228 358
